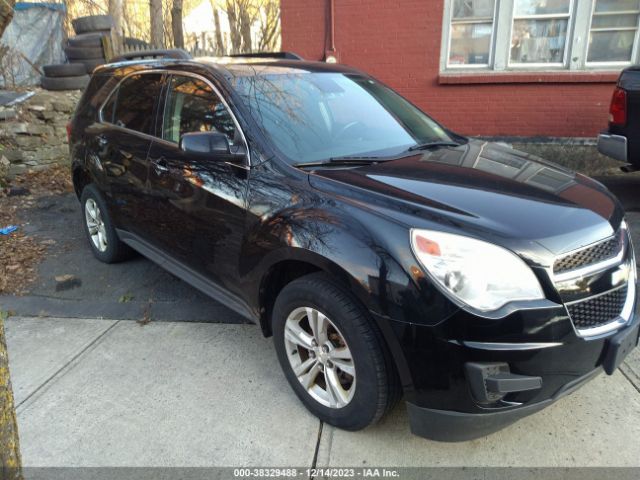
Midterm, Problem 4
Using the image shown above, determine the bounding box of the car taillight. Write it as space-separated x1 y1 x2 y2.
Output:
66 122 72 143
609 87 627 126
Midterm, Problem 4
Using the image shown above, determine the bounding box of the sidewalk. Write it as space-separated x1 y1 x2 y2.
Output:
6 316 640 468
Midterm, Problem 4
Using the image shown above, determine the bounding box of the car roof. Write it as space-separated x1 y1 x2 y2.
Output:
99 56 365 81
197 57 363 78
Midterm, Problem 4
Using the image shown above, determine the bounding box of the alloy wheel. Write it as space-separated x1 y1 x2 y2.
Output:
284 306 356 408
84 198 108 252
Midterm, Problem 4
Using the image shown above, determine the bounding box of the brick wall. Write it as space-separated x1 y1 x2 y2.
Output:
280 0 617 138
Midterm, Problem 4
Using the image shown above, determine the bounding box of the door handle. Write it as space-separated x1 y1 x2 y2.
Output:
150 156 169 175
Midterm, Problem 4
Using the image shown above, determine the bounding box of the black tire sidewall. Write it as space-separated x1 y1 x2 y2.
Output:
80 184 122 263
41 75 89 91
72 15 114 35
273 275 388 430
64 46 105 60
42 63 86 77
68 32 109 47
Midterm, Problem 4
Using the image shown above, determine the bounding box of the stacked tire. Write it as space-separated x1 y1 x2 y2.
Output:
41 15 113 91
41 64 89 91
66 15 113 73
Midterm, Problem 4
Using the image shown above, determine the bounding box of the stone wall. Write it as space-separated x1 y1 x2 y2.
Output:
0 89 81 182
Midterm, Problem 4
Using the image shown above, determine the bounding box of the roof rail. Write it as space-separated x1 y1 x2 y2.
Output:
227 51 304 60
109 49 192 63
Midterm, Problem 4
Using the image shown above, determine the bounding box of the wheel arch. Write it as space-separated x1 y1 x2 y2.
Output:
256 250 358 338
255 246 415 392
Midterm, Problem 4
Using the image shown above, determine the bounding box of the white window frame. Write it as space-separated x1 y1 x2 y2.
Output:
508 0 574 68
585 0 640 67
440 0 640 72
445 1 498 69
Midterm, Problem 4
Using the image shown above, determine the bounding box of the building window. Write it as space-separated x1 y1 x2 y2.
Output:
442 0 640 71
448 0 496 67
588 0 640 64
510 0 572 65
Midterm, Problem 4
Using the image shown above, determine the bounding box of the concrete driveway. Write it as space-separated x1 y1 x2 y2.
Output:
5 316 640 470
2 175 640 473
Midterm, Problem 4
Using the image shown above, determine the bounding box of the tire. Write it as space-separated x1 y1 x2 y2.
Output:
68 32 109 48
65 45 104 60
42 63 86 77
80 184 133 263
72 15 114 35
272 273 401 431
41 75 90 91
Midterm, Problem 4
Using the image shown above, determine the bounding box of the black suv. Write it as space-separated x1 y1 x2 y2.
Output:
69 53 639 441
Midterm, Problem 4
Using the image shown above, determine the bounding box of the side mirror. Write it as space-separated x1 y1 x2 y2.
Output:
180 131 231 155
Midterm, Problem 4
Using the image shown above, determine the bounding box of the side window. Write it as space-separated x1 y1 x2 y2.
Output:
102 73 163 135
162 75 237 145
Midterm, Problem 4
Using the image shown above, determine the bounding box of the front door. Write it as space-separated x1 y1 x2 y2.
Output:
146 73 250 295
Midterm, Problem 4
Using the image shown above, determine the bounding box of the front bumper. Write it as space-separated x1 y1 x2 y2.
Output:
407 367 601 442
597 133 628 163
404 316 639 441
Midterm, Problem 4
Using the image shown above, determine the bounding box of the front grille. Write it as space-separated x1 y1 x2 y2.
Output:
567 287 627 330
553 234 621 275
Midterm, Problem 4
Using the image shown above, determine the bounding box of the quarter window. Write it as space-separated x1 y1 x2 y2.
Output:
162 75 237 145
102 73 163 134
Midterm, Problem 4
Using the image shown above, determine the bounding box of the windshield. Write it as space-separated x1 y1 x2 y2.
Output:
233 72 456 164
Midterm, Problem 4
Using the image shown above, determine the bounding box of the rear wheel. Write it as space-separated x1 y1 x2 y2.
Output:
80 184 132 263
272 273 400 430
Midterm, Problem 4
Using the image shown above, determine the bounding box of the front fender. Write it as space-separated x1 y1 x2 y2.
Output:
242 204 418 320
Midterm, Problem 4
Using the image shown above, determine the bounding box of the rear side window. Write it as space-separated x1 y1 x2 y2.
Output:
162 75 237 144
102 73 163 135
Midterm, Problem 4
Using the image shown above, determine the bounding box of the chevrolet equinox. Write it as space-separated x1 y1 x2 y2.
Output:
68 52 639 441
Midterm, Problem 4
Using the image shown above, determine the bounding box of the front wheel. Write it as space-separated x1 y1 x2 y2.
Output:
272 273 400 431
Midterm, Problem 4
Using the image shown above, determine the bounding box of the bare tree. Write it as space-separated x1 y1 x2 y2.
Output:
223 0 243 53
0 0 16 39
171 0 184 48
212 4 225 54
257 0 279 51
150 0 165 47
109 0 124 54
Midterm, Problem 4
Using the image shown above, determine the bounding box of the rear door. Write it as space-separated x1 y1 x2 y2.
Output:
92 72 164 236
145 73 250 294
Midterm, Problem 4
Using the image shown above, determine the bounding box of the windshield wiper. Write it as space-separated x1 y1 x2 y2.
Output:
294 156 389 168
408 141 461 152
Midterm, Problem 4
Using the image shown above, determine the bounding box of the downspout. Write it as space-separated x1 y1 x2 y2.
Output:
325 0 338 63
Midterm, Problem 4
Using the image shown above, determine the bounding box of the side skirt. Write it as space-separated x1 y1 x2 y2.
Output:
116 229 257 322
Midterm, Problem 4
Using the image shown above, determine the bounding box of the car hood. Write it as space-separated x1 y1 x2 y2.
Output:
307 140 623 261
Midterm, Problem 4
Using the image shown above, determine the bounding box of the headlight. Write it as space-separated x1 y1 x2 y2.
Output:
410 229 544 312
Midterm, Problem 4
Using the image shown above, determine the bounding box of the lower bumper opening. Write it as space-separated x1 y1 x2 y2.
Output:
406 368 602 442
